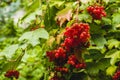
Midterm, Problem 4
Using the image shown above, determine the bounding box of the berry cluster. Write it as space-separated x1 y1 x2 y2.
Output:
67 55 86 69
46 23 90 80
87 5 106 20
62 23 90 51
4 70 19 79
113 70 120 80
46 47 66 65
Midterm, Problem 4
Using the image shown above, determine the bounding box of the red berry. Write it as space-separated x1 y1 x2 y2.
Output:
87 5 106 20
62 23 90 52
4 70 19 79
67 55 86 69
46 47 66 66
113 70 120 80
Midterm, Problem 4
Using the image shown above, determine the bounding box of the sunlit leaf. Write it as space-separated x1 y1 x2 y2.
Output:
102 17 112 25
0 44 19 59
106 66 117 76
19 28 49 46
112 13 120 26
103 0 110 3
107 39 120 49
112 13 120 24
78 13 92 23
21 0 41 20
2 49 25 71
105 49 120 65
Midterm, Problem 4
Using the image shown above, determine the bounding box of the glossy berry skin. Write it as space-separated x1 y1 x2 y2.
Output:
87 5 106 20
46 47 66 66
67 55 86 69
62 23 90 51
4 70 19 79
113 70 120 80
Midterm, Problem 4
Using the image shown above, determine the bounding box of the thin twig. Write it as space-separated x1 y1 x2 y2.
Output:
75 0 80 22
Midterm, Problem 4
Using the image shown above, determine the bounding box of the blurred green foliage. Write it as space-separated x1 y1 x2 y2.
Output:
0 0 120 80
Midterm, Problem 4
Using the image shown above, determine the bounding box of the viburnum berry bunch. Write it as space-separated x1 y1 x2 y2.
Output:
67 55 86 69
4 70 19 79
87 5 106 20
112 70 120 80
62 23 90 51
46 22 90 80
46 47 67 66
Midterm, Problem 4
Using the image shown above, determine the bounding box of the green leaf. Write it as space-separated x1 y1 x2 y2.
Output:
103 0 110 3
21 0 41 20
97 58 110 71
52 1 65 9
0 44 19 59
86 47 104 60
78 13 92 23
19 28 49 46
86 62 99 76
112 13 120 24
90 24 106 35
102 17 112 25
2 49 25 72
91 34 107 49
107 39 120 49
44 6 58 29
108 30 120 39
21 9 42 24
86 58 110 76
112 13 120 26
105 49 120 65
105 49 117 58
106 66 117 76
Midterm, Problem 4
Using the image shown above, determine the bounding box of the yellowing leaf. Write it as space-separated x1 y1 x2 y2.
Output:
55 7 72 26
107 39 120 49
105 50 120 65
106 66 117 76
47 36 55 47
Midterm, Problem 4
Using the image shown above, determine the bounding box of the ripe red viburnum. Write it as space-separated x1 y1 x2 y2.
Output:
4 70 19 79
62 23 90 51
46 22 90 80
67 55 86 69
46 47 67 65
87 5 106 20
113 70 120 80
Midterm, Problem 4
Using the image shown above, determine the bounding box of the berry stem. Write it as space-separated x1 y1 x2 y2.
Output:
75 0 80 22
